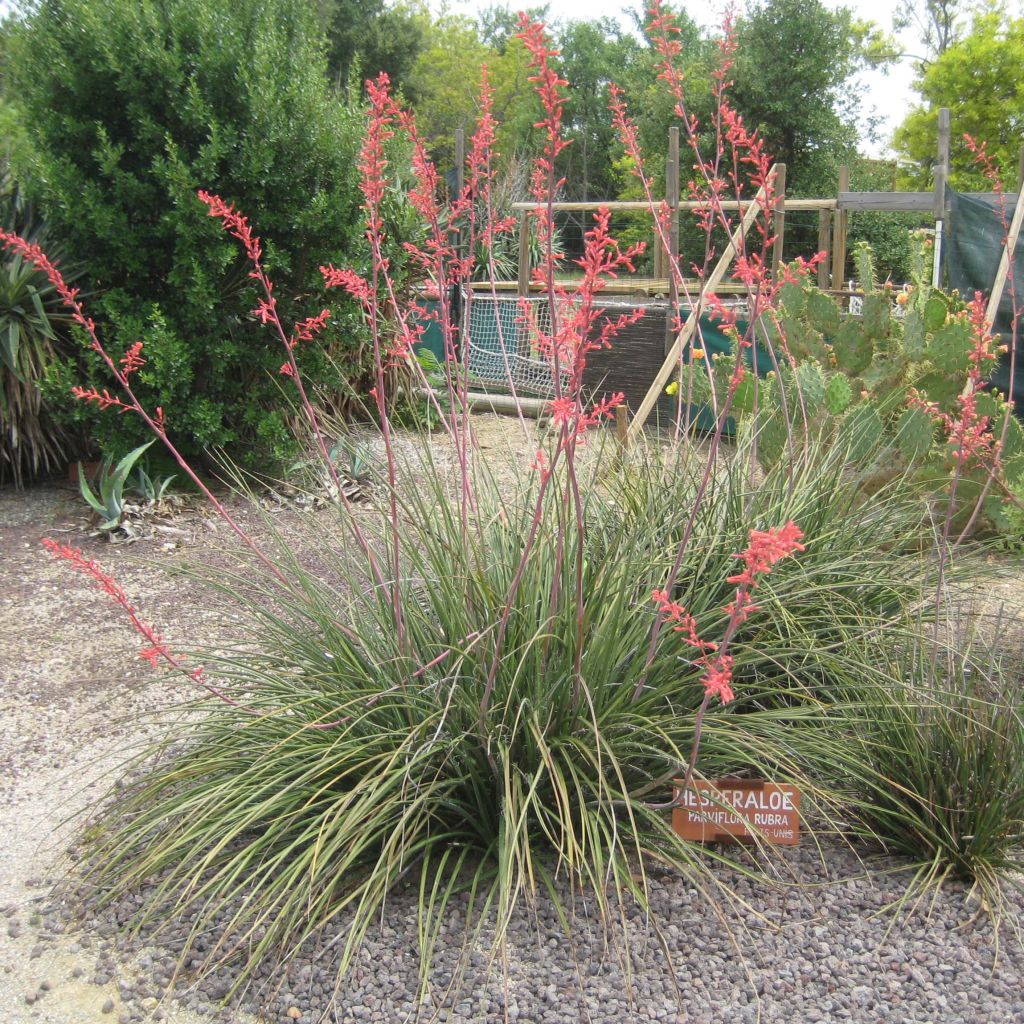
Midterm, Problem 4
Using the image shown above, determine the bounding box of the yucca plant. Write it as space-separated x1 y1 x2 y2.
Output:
49 421 956 989
0 164 82 485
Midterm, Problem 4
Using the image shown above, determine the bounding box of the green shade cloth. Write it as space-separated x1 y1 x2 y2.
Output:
946 190 1024 408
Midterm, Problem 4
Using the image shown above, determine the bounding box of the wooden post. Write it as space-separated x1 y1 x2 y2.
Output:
615 404 631 450
932 107 951 287
817 208 832 290
665 126 680 354
453 128 465 273
517 211 530 297
771 163 787 281
831 165 849 290
933 107 950 220
454 129 465 198
627 169 776 440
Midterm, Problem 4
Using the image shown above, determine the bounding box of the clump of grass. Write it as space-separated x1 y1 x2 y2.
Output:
844 631 1024 918
66 427 954 988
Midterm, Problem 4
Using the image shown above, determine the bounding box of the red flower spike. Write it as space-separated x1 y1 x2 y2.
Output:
120 341 146 377
71 385 133 414
701 655 735 704
197 191 263 266
42 538 246 710
727 521 806 587
653 521 805 706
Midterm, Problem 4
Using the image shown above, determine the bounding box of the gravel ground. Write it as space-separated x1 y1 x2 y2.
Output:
2 423 1023 1024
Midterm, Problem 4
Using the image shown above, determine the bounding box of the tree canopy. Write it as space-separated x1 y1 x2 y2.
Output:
894 11 1024 189
8 0 370 461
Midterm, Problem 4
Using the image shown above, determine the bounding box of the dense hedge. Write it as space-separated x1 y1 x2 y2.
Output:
9 0 372 464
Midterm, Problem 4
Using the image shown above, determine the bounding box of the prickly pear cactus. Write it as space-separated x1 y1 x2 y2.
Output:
824 373 852 415
671 238 1015 537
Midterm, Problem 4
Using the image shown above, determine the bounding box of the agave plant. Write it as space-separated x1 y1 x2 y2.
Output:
78 440 179 534
0 164 82 486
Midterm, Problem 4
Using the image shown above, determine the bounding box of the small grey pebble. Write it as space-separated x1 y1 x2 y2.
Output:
101 998 115 1014
39 980 52 992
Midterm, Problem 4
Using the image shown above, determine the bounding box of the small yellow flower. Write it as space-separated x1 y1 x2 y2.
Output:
666 380 680 396
691 348 706 361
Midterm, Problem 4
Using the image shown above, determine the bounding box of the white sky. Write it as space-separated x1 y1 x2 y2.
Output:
433 0 921 158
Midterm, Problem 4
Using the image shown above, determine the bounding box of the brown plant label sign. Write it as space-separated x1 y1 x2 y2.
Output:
672 778 801 846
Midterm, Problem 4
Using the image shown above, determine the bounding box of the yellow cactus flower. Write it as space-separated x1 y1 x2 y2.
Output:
666 380 680 396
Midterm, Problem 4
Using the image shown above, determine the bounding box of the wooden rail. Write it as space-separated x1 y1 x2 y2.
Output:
511 198 835 212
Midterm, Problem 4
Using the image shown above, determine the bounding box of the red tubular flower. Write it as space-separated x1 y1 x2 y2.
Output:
701 654 735 705
71 386 133 414
120 341 146 377
652 520 805 706
727 521 806 587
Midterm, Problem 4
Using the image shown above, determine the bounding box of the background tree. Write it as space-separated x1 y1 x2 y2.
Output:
9 0 370 463
894 0 971 60
730 0 890 197
557 19 644 201
314 0 428 93
893 11 1024 189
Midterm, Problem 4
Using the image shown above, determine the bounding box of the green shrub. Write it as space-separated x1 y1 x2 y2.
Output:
8 0 372 465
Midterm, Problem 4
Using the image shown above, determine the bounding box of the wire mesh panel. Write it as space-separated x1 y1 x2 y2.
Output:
463 293 571 397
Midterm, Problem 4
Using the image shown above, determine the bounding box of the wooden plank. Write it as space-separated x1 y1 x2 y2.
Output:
771 163 787 281
652 232 664 278
466 278 761 294
837 191 934 212
517 212 530 297
510 197 836 213
934 107 950 220
986 182 1024 325
626 168 776 439
817 208 831 290
832 165 849 290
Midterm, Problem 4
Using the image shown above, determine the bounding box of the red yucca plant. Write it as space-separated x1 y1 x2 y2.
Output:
3 2 1000 1003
